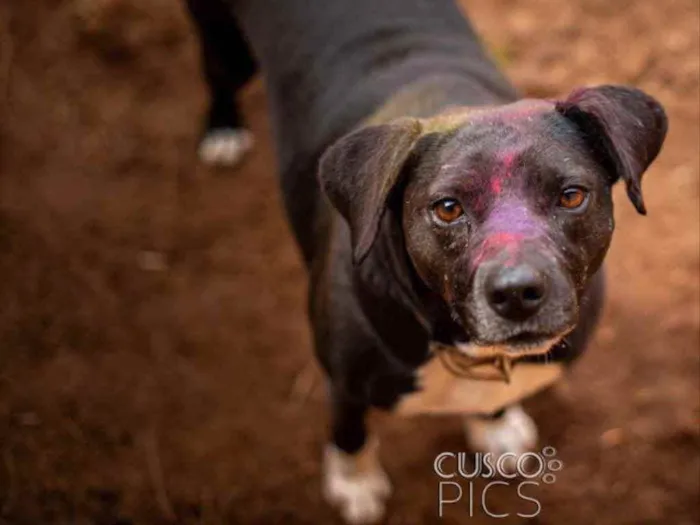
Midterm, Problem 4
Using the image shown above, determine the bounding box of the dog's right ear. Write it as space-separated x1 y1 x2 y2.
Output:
318 118 423 265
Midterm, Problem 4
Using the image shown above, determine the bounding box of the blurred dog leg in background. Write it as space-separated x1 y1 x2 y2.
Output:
185 0 256 167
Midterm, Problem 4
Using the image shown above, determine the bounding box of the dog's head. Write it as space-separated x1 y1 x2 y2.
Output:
319 85 667 357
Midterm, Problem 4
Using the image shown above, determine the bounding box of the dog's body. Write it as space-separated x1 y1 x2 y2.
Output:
187 1 667 522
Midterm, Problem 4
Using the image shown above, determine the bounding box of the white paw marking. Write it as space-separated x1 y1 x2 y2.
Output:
464 404 538 457
198 128 253 166
323 440 392 524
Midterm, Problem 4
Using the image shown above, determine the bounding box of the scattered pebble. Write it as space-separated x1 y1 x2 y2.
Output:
600 428 625 448
18 412 40 427
137 251 167 272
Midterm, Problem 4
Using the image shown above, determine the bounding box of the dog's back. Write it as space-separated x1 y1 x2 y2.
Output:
233 0 516 257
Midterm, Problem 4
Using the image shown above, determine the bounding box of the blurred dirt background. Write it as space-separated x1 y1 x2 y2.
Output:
0 0 698 523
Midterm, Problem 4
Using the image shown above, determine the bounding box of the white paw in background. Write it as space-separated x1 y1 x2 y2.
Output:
464 404 539 457
323 440 393 524
198 128 254 167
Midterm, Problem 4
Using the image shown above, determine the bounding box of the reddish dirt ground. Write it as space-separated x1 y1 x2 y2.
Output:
0 0 698 524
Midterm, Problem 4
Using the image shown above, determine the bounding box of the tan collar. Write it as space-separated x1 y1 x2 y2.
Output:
430 342 517 383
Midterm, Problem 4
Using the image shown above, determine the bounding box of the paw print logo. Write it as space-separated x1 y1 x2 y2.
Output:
541 446 563 484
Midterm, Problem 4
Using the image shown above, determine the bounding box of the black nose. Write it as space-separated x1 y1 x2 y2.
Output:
485 264 548 321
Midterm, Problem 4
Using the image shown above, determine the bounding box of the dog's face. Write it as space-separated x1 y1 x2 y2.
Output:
400 100 620 352
319 86 667 357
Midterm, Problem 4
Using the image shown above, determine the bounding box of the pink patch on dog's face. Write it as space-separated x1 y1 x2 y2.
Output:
500 99 554 120
467 99 553 126
471 232 525 269
501 152 517 175
501 104 547 120
488 151 520 197
484 232 524 247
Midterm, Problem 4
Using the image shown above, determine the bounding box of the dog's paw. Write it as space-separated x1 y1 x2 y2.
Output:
198 128 253 166
464 404 538 457
323 441 392 524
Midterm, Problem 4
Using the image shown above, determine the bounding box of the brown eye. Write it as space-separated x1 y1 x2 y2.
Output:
558 187 588 210
432 198 464 224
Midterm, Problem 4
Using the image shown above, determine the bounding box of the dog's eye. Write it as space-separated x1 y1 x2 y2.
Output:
558 187 588 210
432 199 464 224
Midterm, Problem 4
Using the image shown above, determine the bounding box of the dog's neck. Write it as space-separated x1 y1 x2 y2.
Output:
353 211 472 369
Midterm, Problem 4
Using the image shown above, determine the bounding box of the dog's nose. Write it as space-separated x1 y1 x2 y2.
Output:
485 264 548 321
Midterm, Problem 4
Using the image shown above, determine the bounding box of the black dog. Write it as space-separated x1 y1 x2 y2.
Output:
186 1 667 522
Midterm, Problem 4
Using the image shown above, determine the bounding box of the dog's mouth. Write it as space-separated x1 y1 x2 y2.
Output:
455 330 568 359
503 331 556 349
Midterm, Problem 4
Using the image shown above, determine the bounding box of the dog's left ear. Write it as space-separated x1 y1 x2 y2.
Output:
318 118 423 264
556 85 668 214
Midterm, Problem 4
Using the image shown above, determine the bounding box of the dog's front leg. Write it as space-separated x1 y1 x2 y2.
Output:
463 404 538 457
323 391 392 525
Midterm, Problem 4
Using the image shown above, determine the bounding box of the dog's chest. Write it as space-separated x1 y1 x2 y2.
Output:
394 352 563 416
